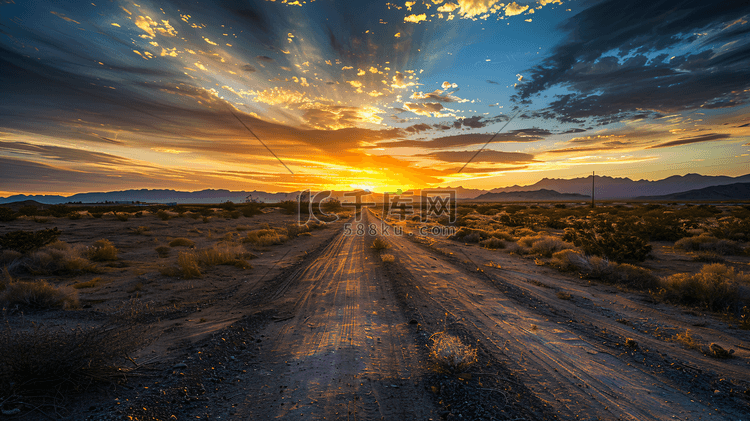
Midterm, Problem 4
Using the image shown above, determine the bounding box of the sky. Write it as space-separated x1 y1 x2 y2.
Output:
1 0 749 195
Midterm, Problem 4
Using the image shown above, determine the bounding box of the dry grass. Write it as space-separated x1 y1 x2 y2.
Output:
169 237 195 248
87 239 118 262
428 332 477 373
657 263 750 311
130 226 150 235
371 237 390 250
479 237 505 250
380 254 395 263
674 234 743 256
160 244 252 278
72 277 103 289
671 329 703 350
242 229 288 246
529 236 575 258
155 246 170 258
556 291 573 300
9 241 96 276
1 276 79 310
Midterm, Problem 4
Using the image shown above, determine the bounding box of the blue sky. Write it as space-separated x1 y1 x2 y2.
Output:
1 0 749 194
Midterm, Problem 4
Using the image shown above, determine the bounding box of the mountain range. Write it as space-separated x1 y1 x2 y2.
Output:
1 173 749 204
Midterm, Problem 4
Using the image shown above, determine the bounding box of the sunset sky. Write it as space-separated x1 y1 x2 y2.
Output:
1 0 749 195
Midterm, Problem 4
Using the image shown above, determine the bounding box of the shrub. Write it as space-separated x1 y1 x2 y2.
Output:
381 254 395 263
557 291 573 300
1 279 79 310
530 236 575 258
115 212 129 222
169 238 195 248
130 226 151 235
87 239 118 262
0 321 138 398
155 246 170 258
0 250 22 267
657 264 750 311
155 209 171 221
449 227 491 243
0 228 62 253
161 245 252 278
563 219 651 262
551 249 588 271
240 203 263 218
671 329 703 350
73 277 103 289
9 242 95 276
428 332 477 372
371 238 390 250
242 229 288 246
674 234 743 256
0 207 16 222
479 237 505 250
287 223 311 238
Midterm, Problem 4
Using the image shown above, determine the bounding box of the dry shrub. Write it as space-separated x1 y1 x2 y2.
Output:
130 226 150 235
556 291 573 300
0 249 23 266
155 209 172 221
286 223 311 238
489 230 514 241
371 237 390 250
551 249 588 271
429 332 477 372
9 241 95 276
657 264 750 311
530 236 575 258
551 251 658 290
87 239 118 262
169 237 195 248
1 278 79 310
381 254 395 263
479 237 505 249
161 245 252 278
671 329 703 350
242 229 288 246
73 277 103 289
155 246 170 258
674 234 743 256
0 321 140 398
449 227 491 243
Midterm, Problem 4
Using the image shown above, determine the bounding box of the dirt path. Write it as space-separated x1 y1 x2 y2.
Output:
371 210 744 420
229 210 438 420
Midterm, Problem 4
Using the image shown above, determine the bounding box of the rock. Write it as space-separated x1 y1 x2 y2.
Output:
709 343 734 359
173 363 188 369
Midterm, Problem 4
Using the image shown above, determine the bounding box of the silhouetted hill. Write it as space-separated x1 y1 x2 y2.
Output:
473 189 589 201
636 183 750 201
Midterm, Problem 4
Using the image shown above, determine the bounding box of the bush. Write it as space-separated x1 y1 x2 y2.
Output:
87 239 118 261
371 238 390 250
657 264 750 311
161 245 252 278
0 321 138 398
1 278 79 310
479 237 505 250
563 219 651 262
551 250 659 290
9 241 95 276
449 227 491 243
428 332 477 372
242 229 288 246
73 277 103 289
155 209 171 221
130 225 151 235
155 246 170 258
115 212 129 222
240 203 263 218
0 250 22 266
530 236 574 258
0 207 17 222
169 238 195 248
674 234 743 256
0 228 62 253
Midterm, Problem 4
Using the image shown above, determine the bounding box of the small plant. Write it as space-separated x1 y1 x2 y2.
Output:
73 277 103 289
709 343 734 359
0 228 62 253
671 329 703 350
87 239 118 262
1 278 79 310
624 338 638 348
115 212 129 222
479 237 505 249
371 238 390 250
155 246 170 258
10 241 96 276
428 332 477 373
242 229 288 246
126 282 143 293
130 226 151 235
156 209 171 221
530 236 575 258
381 254 395 263
657 264 750 311
68 212 83 220
556 291 573 300
674 234 743 256
169 238 195 248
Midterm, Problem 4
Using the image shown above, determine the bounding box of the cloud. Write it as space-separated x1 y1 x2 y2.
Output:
514 0 750 124
403 102 444 116
504 2 529 16
256 55 274 62
418 150 535 163
455 0 500 18
404 13 427 23
375 131 545 149
410 89 465 103
241 64 256 72
405 123 432 134
134 16 177 39
647 133 731 149
486 80 500 84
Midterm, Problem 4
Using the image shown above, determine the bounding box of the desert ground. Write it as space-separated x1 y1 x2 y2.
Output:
1 201 749 420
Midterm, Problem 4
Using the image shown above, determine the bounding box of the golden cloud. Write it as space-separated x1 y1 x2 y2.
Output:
403 102 444 116
134 16 177 39
404 13 427 23
504 2 529 16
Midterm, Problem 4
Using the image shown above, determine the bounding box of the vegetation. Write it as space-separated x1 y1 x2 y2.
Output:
0 228 62 253
169 237 195 247
371 237 390 250
160 244 253 278
242 229 288 246
657 264 750 312
381 254 395 263
1 272 79 310
563 219 651 262
428 332 477 373
87 239 118 262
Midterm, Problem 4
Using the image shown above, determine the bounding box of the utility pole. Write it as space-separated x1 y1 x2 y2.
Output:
591 171 595 208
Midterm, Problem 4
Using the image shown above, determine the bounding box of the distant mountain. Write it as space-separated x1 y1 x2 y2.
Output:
488 173 750 199
473 189 589 201
636 182 750 201
0 189 299 205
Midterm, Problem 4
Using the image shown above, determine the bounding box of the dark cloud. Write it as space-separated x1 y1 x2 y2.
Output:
256 55 274 62
560 128 587 134
486 80 500 85
405 123 431 134
241 64 257 72
647 133 732 149
514 0 750 124
417 150 535 164
0 141 133 166
376 132 545 149
452 115 510 129
447 165 529 174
